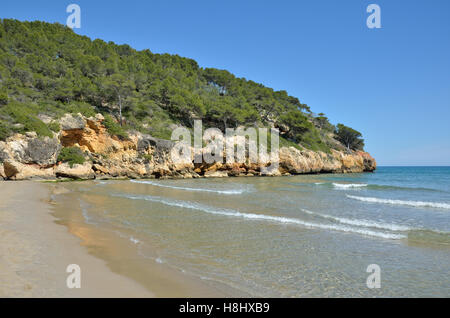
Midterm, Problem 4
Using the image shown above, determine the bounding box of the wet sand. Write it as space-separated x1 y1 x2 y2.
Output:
0 181 229 297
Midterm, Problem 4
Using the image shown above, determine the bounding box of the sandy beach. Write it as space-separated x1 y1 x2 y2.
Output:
0 181 228 297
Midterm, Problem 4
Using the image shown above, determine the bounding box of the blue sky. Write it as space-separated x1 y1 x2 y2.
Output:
2 0 449 165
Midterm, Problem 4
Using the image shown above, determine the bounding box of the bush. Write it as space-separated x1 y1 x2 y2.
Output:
66 102 96 118
0 102 53 138
140 153 153 162
57 146 86 167
103 114 128 139
47 121 60 132
0 124 11 140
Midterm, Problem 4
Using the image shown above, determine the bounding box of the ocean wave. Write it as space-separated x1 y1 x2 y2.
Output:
332 183 368 189
113 193 405 240
300 209 412 231
130 179 247 194
346 195 450 210
313 182 444 193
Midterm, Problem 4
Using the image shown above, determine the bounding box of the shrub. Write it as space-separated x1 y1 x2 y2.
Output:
57 146 86 167
140 153 153 162
1 102 53 138
0 124 11 140
66 102 97 118
47 121 60 133
103 114 128 139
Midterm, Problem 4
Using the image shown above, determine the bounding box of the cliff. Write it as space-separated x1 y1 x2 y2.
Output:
0 113 376 181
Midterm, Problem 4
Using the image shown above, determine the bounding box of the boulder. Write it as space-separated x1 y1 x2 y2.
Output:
92 163 109 174
1 135 61 166
55 162 94 179
23 137 61 166
3 160 55 180
204 170 228 178
59 113 86 131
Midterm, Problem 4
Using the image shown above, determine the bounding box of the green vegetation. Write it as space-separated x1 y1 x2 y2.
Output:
0 19 364 152
103 114 128 139
0 101 53 138
139 153 153 162
335 124 365 151
48 121 60 133
57 146 85 167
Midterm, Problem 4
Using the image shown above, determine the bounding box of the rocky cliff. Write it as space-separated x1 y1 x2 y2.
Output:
0 114 376 181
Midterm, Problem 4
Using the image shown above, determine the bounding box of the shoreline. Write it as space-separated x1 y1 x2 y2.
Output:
1 166 375 183
0 181 233 297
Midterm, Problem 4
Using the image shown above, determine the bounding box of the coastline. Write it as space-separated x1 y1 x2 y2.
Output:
0 181 233 297
0 113 377 182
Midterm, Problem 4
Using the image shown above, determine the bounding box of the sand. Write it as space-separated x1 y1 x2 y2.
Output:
0 181 228 297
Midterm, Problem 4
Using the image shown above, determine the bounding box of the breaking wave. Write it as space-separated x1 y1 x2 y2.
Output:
112 193 405 240
130 179 247 195
346 195 450 210
332 183 368 189
300 209 412 231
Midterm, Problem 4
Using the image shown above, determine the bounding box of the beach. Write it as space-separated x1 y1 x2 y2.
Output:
1 167 449 297
0 181 229 297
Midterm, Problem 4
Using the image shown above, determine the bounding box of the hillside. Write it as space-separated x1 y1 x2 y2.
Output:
0 19 375 181
0 19 365 151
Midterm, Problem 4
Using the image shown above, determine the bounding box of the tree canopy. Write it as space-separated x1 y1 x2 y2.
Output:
335 124 365 151
0 19 364 152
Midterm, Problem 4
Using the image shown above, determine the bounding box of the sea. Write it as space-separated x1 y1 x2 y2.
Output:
52 166 450 297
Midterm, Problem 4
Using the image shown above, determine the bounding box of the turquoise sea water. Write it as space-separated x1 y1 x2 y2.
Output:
60 166 450 297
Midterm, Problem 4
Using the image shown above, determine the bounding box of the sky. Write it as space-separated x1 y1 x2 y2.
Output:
1 0 449 165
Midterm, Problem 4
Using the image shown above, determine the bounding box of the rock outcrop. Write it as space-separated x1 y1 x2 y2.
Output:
55 162 95 180
0 113 376 181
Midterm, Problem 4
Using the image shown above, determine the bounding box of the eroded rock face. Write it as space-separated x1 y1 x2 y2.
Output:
0 135 61 166
278 147 376 174
0 113 376 180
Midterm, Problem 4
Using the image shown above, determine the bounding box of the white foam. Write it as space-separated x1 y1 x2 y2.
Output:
115 194 405 240
130 237 140 244
300 209 411 231
347 195 450 210
130 179 246 195
333 183 368 189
